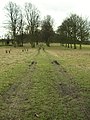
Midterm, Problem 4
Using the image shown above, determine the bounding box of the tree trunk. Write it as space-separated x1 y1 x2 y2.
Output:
46 42 50 47
70 44 72 48
68 44 69 48
36 40 38 45
46 39 50 47
74 43 76 49
80 42 82 49
65 43 67 47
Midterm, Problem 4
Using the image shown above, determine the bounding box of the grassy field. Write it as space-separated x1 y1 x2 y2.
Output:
0 44 90 120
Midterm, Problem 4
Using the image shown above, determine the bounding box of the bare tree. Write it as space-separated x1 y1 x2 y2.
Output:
16 12 25 46
25 3 40 47
5 1 20 46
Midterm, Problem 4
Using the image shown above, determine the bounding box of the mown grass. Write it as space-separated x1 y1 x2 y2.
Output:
0 44 90 120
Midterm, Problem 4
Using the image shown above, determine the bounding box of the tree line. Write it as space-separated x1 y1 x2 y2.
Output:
3 1 90 48
57 14 90 49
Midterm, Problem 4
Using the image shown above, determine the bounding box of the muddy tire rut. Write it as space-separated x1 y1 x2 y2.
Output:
0 61 37 120
51 59 90 120
0 51 90 120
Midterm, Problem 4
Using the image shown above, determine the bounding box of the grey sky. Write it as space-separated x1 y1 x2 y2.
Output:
0 0 90 37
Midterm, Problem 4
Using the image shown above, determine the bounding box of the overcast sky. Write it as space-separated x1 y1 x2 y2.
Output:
0 0 90 37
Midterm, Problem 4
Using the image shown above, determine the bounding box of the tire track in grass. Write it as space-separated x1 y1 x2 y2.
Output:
0 50 63 120
0 49 90 120
53 62 90 120
18 50 90 120
45 50 90 120
0 50 39 120
0 49 38 93
0 50 58 120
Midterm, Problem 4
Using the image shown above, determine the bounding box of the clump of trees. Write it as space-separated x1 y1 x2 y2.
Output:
41 15 54 47
57 14 90 49
25 3 40 47
4 1 41 47
3 1 90 48
5 2 21 46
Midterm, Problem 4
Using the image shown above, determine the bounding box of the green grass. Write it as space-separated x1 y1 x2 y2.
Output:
0 44 90 120
0 47 36 93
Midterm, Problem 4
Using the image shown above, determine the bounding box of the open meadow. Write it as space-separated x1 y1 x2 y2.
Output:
0 44 90 120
